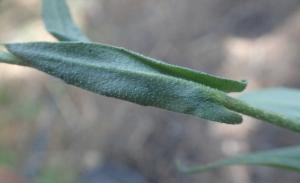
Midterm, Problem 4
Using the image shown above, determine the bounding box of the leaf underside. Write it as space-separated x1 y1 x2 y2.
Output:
6 42 244 124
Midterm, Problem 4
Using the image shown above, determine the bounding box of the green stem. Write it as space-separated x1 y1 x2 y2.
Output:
217 94 300 133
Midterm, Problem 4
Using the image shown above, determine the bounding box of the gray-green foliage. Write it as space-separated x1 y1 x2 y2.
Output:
240 88 300 120
177 146 300 173
42 0 89 41
4 0 300 130
6 42 244 124
0 0 299 174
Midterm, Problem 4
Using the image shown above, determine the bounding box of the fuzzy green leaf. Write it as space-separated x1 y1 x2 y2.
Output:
42 0 89 42
5 42 247 124
178 146 300 174
240 88 300 120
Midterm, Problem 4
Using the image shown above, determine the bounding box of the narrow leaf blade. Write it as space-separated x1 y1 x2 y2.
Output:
6 42 245 124
178 146 300 174
42 0 89 42
240 88 300 119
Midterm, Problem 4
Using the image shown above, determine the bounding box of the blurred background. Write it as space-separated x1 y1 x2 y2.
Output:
1 0 300 182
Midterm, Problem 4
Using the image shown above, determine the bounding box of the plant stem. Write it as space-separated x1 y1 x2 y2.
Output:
217 94 300 133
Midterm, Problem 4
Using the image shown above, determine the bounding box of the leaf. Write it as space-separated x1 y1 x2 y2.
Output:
42 0 89 42
177 146 300 174
240 88 300 120
6 42 247 124
0 52 22 65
